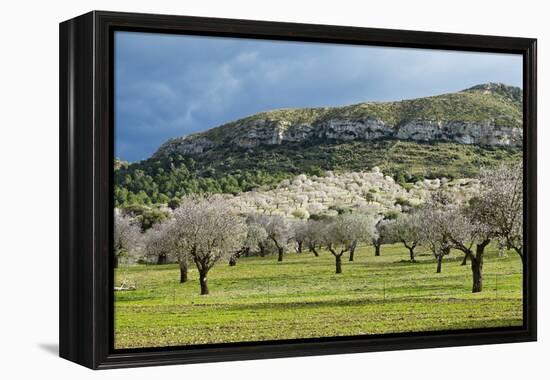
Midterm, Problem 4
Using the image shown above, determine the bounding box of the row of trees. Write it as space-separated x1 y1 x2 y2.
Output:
415 163 523 292
115 163 523 295
115 198 380 294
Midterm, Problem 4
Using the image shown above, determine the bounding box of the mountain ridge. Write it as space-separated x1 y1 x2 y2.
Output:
152 83 523 159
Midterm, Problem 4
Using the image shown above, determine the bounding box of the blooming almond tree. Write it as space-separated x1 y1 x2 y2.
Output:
386 213 422 262
425 190 494 293
113 210 142 289
143 219 190 283
143 221 171 265
114 210 141 269
443 164 522 291
292 220 308 253
160 219 191 283
418 191 494 286
322 213 375 273
446 203 493 293
417 204 452 274
228 222 268 266
255 214 292 262
372 218 392 257
172 195 246 295
478 163 523 263
304 219 325 257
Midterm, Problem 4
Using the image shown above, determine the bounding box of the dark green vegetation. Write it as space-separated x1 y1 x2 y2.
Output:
115 140 521 206
114 243 522 348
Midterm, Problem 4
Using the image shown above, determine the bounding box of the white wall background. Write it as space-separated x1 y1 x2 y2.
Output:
0 0 546 378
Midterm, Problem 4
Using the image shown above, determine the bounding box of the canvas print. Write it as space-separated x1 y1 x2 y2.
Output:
113 31 524 349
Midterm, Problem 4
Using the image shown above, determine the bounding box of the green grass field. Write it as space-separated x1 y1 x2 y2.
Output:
114 244 523 349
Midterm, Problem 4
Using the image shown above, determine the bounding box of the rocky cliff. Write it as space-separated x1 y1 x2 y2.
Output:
153 83 523 158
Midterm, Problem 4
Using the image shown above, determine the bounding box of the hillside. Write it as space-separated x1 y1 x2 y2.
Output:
230 169 482 220
115 83 523 207
153 82 522 158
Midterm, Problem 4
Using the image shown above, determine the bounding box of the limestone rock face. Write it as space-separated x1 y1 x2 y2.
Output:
395 120 522 146
232 119 292 147
151 83 523 158
154 117 521 158
318 118 391 141
155 136 215 155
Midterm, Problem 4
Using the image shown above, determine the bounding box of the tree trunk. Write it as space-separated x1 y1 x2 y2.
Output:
199 272 209 295
349 241 357 261
277 247 284 262
229 248 244 266
373 239 381 256
179 261 188 283
259 242 266 256
461 254 468 266
409 247 416 262
514 247 524 265
113 254 119 269
297 241 303 253
335 255 342 274
310 246 319 257
157 254 167 265
436 254 443 273
470 243 487 293
471 258 482 293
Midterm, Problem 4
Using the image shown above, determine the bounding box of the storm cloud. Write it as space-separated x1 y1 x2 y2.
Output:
115 31 522 162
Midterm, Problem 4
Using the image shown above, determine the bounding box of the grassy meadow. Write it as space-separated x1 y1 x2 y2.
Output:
114 243 523 349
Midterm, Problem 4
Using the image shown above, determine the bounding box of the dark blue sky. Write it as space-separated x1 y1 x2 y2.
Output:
115 31 522 162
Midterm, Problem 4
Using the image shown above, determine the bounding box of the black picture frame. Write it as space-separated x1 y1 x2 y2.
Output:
59 10 537 369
